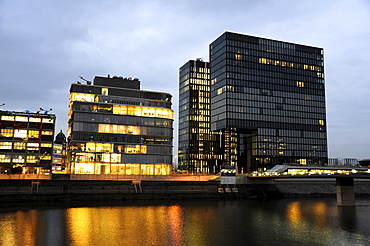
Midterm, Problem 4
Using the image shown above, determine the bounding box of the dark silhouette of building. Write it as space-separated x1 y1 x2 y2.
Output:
68 75 174 175
209 32 328 172
178 59 222 173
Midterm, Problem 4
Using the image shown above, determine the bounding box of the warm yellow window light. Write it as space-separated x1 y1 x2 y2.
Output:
1 116 15 121
102 88 108 95
70 93 95 102
124 145 147 154
15 116 28 122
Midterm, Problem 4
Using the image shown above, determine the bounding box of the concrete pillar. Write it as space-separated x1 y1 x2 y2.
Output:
336 177 355 206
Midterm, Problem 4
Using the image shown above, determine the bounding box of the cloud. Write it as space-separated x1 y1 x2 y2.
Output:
1 0 370 159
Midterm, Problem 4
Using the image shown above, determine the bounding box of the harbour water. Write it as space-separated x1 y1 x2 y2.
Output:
0 198 370 246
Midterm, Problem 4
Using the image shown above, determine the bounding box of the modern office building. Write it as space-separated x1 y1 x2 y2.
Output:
178 59 222 173
68 75 174 175
343 158 358 166
209 32 328 172
328 158 339 166
0 109 56 174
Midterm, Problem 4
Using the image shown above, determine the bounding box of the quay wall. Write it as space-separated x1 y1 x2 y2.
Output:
0 178 370 206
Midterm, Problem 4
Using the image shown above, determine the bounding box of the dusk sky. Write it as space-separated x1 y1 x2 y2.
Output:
1 0 369 160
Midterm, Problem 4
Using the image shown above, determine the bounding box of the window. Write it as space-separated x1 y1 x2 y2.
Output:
28 130 39 138
0 142 12 149
102 88 109 95
296 81 304 87
13 142 26 150
124 145 147 154
15 116 28 122
0 129 13 137
14 130 27 138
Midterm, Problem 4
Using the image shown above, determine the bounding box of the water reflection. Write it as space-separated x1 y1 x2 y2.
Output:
0 198 369 246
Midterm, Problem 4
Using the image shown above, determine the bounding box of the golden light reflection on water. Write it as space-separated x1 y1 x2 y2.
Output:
286 201 302 226
66 205 179 246
0 199 368 246
311 202 328 227
167 205 184 245
286 201 329 228
0 210 39 246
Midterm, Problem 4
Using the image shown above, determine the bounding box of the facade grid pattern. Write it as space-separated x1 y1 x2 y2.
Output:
178 60 222 173
68 76 174 175
209 32 328 172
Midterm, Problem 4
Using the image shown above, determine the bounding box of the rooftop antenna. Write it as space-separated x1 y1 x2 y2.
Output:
79 76 92 85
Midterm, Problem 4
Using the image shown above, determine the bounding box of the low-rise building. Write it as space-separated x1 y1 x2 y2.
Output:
0 109 56 174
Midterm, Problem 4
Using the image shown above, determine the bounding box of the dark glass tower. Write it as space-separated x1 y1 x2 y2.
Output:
210 32 328 172
178 59 222 173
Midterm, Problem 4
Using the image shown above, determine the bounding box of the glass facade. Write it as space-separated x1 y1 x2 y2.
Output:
210 32 328 172
0 110 55 174
68 76 174 175
178 60 222 173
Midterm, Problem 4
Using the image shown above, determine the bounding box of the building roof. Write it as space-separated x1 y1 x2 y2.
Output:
54 130 66 144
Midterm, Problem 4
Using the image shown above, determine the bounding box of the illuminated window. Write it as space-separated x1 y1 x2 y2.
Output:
0 129 13 137
98 124 142 135
124 145 147 154
29 117 41 122
127 106 142 116
1 116 15 121
102 88 109 96
113 105 128 115
41 130 53 135
259 58 267 64
15 116 28 122
27 143 39 150
14 142 26 150
12 155 25 163
40 155 51 160
142 107 155 117
298 159 307 165
14 130 27 138
113 105 173 119
296 81 305 87
156 109 171 119
70 93 95 102
27 155 37 163
95 143 113 152
235 54 242 60
0 142 12 149
319 120 325 126
100 153 121 163
0 154 11 163
28 130 39 138
41 143 52 148
110 153 121 163
42 118 54 123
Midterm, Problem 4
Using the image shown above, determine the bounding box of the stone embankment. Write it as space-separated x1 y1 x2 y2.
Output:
0 175 369 207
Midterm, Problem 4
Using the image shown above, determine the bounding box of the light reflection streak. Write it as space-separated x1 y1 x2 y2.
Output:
167 205 184 245
286 201 302 226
